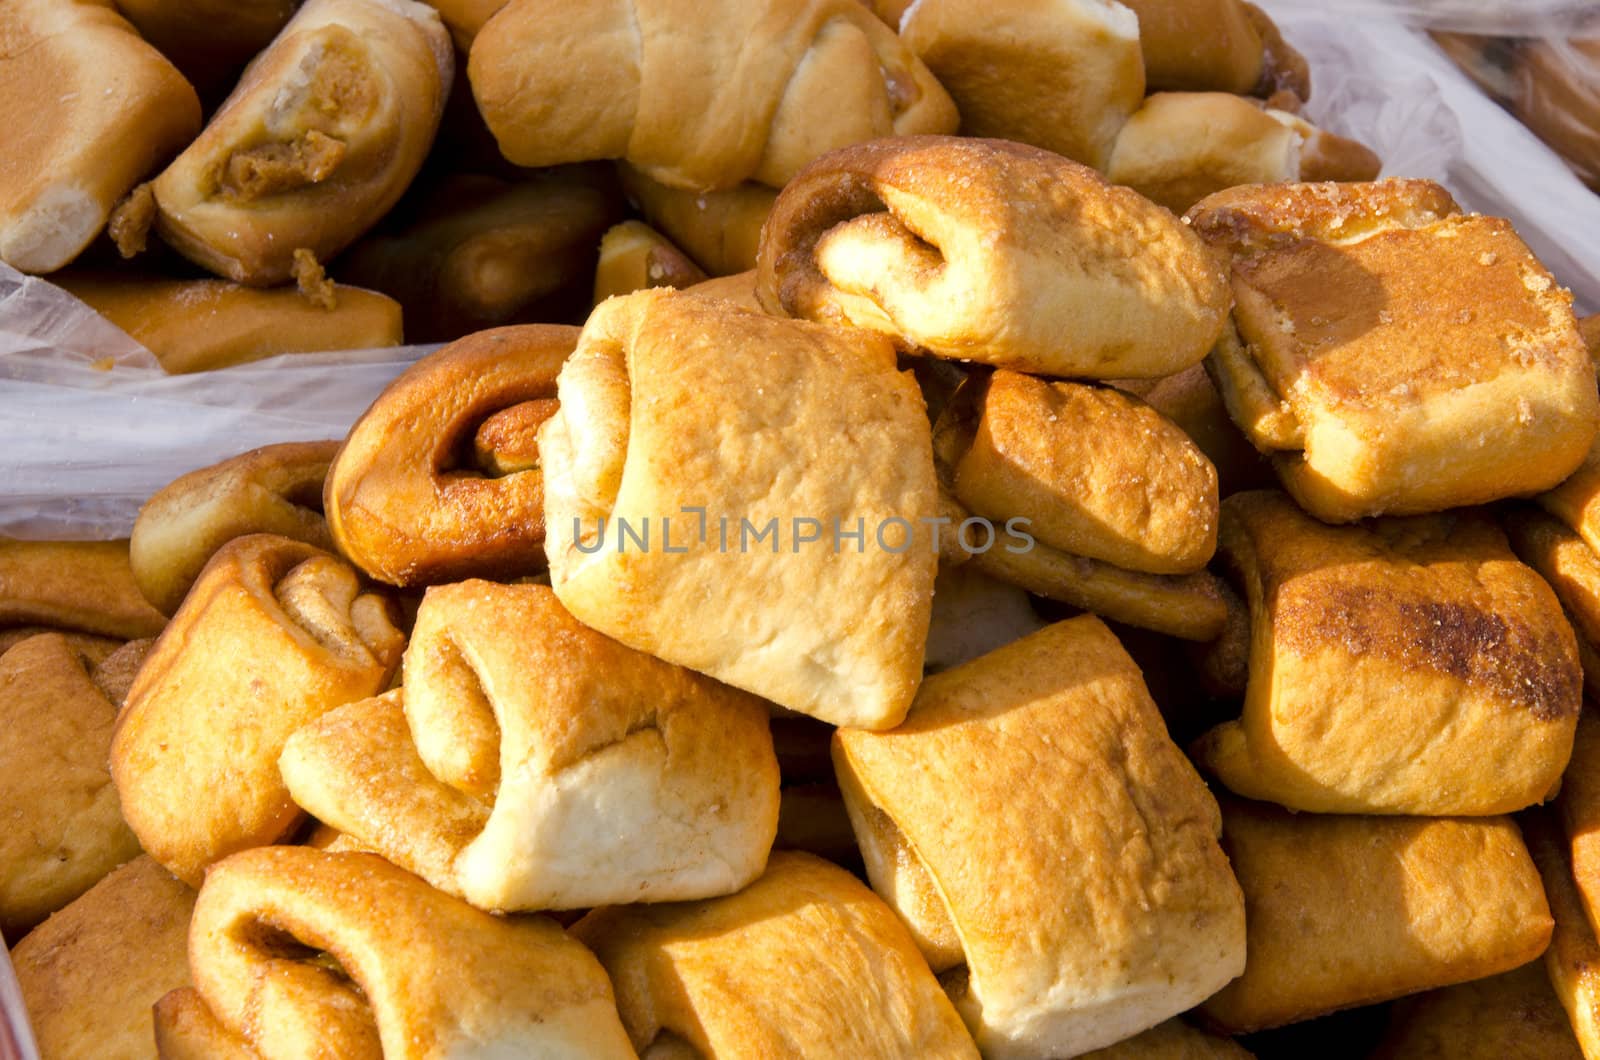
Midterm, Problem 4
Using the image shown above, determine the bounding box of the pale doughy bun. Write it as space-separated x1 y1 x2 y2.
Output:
541 289 936 729
56 273 402 374
12 857 195 1060
469 0 957 190
0 0 200 274
130 442 341 615
0 633 143 938
592 220 707 305
1190 179 1600 521
281 581 780 911
325 325 577 586
154 846 637 1059
836 617 1245 1058
758 136 1230 378
111 535 404 884
1202 801 1552 1033
619 165 776 275
899 0 1145 171
423 0 507 49
575 852 979 1058
151 0 453 285
339 167 621 343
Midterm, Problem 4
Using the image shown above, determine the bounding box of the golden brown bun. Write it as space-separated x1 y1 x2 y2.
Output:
0 539 167 641
1121 0 1262 94
130 442 341 615
325 325 576 586
0 0 200 273
13 856 194 1060
1505 508 1600 701
0 627 120 662
1559 710 1600 954
0 634 142 938
942 371 1218 575
1583 314 1600 362
835 617 1245 1058
1107 93 1300 214
111 535 404 884
575 851 978 1058
421 0 506 49
1201 801 1553 1033
1371 961 1581 1059
154 846 636 1058
1077 1020 1255 1059
1528 810 1600 1057
898 0 1144 171
1513 39 1600 190
1265 108 1383 182
1137 364 1275 497
1195 492 1581 815
684 269 764 312
151 0 453 285
1241 2 1311 100
56 273 402 374
469 0 957 191
339 168 621 343
592 220 707 305
542 290 936 729
758 136 1230 378
112 0 297 98
92 637 154 710
1539 435 1600 558
619 166 776 276
1190 179 1599 521
282 581 779 911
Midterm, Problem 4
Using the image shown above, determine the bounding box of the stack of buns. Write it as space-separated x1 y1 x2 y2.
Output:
8 3 1600 1060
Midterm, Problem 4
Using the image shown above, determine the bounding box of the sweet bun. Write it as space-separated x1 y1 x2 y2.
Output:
0 0 200 273
151 0 453 285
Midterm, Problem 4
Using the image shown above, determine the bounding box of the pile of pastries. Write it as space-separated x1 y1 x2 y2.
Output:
5 1 1600 1059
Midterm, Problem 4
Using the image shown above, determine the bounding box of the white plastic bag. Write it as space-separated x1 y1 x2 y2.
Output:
0 265 433 538
1259 1 1600 314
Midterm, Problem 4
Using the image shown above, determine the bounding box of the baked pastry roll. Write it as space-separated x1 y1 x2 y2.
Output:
1506 508 1600 700
340 168 621 343
941 371 1218 575
593 221 707 305
1122 0 1308 98
1558 709 1600 945
0 0 200 274
56 273 402 374
326 324 577 586
1528 811 1600 1057
575 851 978 1058
470 0 957 191
542 289 936 729
923 564 1044 675
1106 93 1380 213
111 535 404 884
1371 962 1581 1060
834 617 1246 1058
131 442 342 615
1136 365 1275 497
282 580 779 910
685 271 765 313
1194 491 1581 815
1582 313 1599 363
0 539 167 641
1189 179 1600 521
150 0 453 285
619 166 776 276
12 856 195 1060
1201 800 1553 1033
425 0 506 49
757 137 1230 378
1077 1020 1254 1059
0 634 142 938
154 846 635 1059
112 0 297 99
898 0 1144 171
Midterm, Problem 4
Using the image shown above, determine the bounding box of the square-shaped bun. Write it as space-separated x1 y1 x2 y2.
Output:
1190 179 1599 521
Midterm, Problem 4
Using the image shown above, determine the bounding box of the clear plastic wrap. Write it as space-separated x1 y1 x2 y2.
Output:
0 933 37 1060
0 265 432 538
